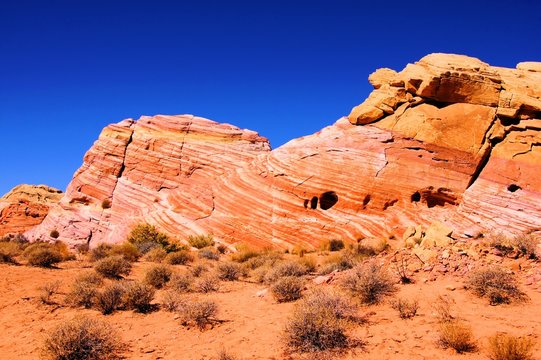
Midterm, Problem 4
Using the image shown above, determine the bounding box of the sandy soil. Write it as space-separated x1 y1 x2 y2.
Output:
0 256 540 359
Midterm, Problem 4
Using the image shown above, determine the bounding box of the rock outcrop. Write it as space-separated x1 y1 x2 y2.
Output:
0 185 63 236
25 54 541 249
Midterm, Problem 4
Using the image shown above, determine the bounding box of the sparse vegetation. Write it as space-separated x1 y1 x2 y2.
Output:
320 239 345 252
143 247 167 262
488 333 535 360
356 238 388 256
0 241 22 263
393 255 412 284
512 233 539 259
271 276 304 302
95 282 126 315
169 272 195 292
438 321 477 353
264 260 308 283
467 267 527 305
41 316 123 360
319 250 357 274
230 243 261 263
164 250 194 265
24 242 64 267
340 261 396 304
392 297 419 319
66 273 103 308
94 256 132 279
432 294 456 323
217 261 243 281
194 274 220 293
39 280 61 304
161 290 186 312
198 247 220 260
110 242 141 262
144 264 172 289
284 289 358 353
191 262 209 277
187 234 215 249
178 298 218 330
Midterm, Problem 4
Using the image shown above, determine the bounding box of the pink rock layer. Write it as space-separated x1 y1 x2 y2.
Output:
24 54 541 249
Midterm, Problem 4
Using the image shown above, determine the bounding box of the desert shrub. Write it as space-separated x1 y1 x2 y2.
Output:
432 294 455 322
24 243 63 267
39 281 62 304
488 333 535 360
50 229 60 239
110 242 141 262
94 256 131 279
216 348 236 360
198 247 220 260
127 223 178 253
467 267 527 305
284 289 357 353
178 298 218 330
187 234 215 249
143 247 167 263
95 282 126 315
230 243 261 263
161 290 187 312
392 297 419 319
89 243 114 262
320 239 345 252
123 281 155 313
264 260 308 283
101 199 112 209
0 241 22 263
75 243 90 255
194 274 220 293
340 261 396 304
164 250 193 265
319 250 358 275
243 250 282 270
438 321 477 353
217 261 243 281
41 316 123 360
66 273 102 308
297 256 317 273
393 255 412 284
271 276 304 302
216 244 228 254
144 264 172 289
169 272 194 292
512 233 539 259
356 238 388 256
191 262 209 277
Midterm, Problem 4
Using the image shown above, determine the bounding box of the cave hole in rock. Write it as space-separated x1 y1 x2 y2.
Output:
319 191 338 210
363 194 371 206
310 196 318 209
499 117 520 127
411 192 421 202
507 184 521 192
383 199 398 210
303 199 309 209
425 99 452 109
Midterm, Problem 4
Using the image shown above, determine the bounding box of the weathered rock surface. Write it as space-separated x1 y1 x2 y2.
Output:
25 54 541 249
0 185 63 236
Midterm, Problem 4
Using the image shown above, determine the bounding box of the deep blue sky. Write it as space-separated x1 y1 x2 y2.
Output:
1 0 540 195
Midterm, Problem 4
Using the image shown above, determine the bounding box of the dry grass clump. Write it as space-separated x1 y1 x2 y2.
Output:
39 281 62 304
355 238 388 257
144 264 172 289
0 241 22 263
216 348 237 360
194 274 220 293
187 234 215 249
191 262 210 277
169 272 195 293
320 250 358 274
230 243 262 263
66 273 103 308
467 267 527 305
512 233 539 259
264 260 308 283
391 297 419 319
164 250 194 265
217 261 244 281
340 261 396 304
320 239 345 252
23 242 69 267
161 290 187 312
143 247 167 263
94 256 132 279
488 333 535 360
41 316 123 360
95 282 126 315
123 281 155 313
432 294 455 322
178 298 218 330
438 321 477 353
284 289 358 353
198 247 220 260
271 276 304 303
89 242 141 262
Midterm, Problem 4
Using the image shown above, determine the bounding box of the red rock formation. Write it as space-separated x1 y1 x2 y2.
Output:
25 54 541 249
0 185 63 236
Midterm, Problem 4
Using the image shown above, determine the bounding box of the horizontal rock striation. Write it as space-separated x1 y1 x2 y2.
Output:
0 185 63 236
25 54 541 249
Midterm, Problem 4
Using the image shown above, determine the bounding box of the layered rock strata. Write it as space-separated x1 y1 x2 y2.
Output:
25 54 541 249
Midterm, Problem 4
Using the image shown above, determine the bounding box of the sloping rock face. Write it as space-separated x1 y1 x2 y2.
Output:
26 54 541 249
0 185 63 236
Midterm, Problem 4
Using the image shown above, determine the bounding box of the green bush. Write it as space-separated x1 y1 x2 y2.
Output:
187 234 215 249
127 223 178 253
94 256 132 279
41 316 123 360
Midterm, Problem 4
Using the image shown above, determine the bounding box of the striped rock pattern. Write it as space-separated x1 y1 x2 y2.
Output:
25 54 541 249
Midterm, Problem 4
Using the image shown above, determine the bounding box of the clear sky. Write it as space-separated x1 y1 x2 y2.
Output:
1 0 540 195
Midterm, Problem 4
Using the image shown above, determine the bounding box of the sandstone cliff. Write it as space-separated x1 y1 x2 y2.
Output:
24 54 541 249
0 185 63 236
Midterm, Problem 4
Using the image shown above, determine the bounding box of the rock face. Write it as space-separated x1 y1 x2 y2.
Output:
0 185 63 236
25 54 541 249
